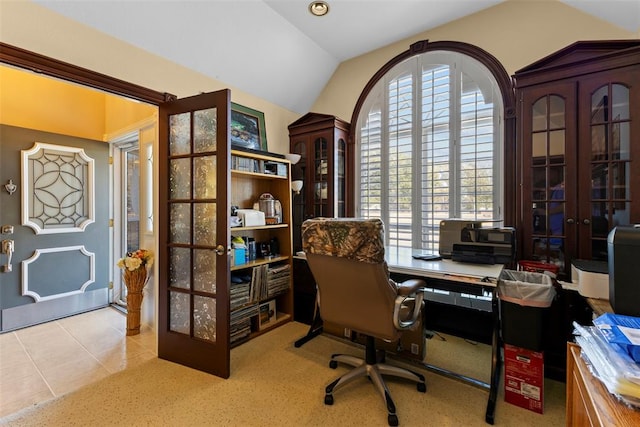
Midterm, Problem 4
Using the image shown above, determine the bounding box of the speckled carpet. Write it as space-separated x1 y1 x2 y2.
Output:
1 321 565 426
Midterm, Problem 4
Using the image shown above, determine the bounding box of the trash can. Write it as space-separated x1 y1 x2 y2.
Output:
499 270 557 351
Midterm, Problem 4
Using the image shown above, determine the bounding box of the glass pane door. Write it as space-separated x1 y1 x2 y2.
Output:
587 83 631 260
530 95 567 270
118 147 140 306
158 90 230 378
314 137 328 216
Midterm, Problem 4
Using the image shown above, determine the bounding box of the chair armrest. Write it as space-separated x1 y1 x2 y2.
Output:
396 278 426 296
393 279 426 330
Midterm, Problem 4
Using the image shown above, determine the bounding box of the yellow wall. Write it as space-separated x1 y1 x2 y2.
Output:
0 66 156 141
0 66 105 140
104 95 156 137
312 0 638 122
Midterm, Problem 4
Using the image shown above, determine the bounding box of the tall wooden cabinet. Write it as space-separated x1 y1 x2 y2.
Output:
229 149 293 346
514 40 640 277
288 113 350 252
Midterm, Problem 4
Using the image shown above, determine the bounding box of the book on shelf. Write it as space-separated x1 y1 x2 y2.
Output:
249 264 269 302
230 281 250 310
258 300 277 330
230 302 259 344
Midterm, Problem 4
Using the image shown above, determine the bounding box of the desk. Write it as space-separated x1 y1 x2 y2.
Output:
295 248 504 424
586 298 613 317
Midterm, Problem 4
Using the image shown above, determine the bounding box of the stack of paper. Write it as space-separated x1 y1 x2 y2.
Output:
573 318 640 407
593 313 640 363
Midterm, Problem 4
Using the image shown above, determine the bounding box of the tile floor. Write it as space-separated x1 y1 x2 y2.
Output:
0 307 156 418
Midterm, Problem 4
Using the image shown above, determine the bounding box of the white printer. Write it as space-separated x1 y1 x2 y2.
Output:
571 259 608 299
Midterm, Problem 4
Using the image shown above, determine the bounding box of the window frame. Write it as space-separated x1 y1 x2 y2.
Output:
347 40 517 238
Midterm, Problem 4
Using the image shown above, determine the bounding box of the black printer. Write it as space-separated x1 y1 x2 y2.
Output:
608 225 640 317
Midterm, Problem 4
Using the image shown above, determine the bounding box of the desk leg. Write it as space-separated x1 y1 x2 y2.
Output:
294 302 323 348
485 289 502 425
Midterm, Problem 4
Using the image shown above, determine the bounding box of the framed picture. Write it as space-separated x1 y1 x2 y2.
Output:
231 102 267 152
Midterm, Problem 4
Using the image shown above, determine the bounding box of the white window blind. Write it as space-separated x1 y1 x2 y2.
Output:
357 51 503 252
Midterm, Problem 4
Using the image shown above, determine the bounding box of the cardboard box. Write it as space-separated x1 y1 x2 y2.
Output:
504 344 544 414
233 248 246 266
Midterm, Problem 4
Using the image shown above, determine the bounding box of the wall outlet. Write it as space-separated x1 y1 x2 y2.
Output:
344 328 351 338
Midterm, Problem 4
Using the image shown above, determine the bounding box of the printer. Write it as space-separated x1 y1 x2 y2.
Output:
439 219 482 257
438 219 515 265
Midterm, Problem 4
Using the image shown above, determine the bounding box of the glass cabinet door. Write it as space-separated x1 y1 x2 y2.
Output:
314 137 328 217
581 81 632 261
337 138 346 217
521 82 577 276
530 95 567 269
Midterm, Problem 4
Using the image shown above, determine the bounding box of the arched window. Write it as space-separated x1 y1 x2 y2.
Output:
351 41 515 251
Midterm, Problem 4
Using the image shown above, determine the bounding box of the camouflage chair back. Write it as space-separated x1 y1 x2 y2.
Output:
302 217 427 426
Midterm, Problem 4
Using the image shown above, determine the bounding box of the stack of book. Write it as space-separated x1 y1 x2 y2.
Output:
267 264 291 297
230 281 250 310
231 303 259 344
231 155 259 173
573 314 640 407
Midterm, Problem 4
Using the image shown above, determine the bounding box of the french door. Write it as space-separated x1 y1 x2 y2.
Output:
1 42 233 378
158 90 231 378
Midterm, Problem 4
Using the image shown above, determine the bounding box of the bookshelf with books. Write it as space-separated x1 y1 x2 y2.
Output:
229 149 294 346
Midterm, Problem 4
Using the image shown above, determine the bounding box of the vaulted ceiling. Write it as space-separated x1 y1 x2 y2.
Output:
32 0 640 114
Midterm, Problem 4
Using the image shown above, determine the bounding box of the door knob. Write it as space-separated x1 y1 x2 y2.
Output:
566 218 575 224
582 218 591 225
215 245 228 256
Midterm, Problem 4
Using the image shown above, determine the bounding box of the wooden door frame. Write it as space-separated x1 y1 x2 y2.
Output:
0 42 174 105
0 41 173 325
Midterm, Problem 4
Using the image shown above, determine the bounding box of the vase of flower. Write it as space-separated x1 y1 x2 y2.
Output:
117 249 154 336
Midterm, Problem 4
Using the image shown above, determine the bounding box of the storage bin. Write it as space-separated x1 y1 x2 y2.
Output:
499 270 556 351
518 260 559 276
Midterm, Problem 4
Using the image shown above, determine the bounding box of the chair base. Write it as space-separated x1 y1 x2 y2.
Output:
324 336 426 426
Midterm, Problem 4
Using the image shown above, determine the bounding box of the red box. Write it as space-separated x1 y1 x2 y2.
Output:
517 260 559 275
504 344 544 414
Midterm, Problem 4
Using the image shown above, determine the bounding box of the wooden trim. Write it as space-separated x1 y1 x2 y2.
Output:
0 42 175 104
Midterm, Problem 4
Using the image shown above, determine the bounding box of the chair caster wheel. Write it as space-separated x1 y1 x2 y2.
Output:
329 360 338 369
388 414 398 426
417 382 426 393
324 394 334 405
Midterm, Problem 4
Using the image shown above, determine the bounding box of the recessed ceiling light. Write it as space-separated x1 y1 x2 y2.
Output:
309 1 330 17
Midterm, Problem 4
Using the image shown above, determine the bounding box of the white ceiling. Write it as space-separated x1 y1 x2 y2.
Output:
33 0 640 114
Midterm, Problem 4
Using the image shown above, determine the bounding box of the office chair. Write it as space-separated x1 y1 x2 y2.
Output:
302 218 427 426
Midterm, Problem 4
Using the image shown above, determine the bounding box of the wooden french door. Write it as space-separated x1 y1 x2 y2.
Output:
158 90 231 378
2 42 233 377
